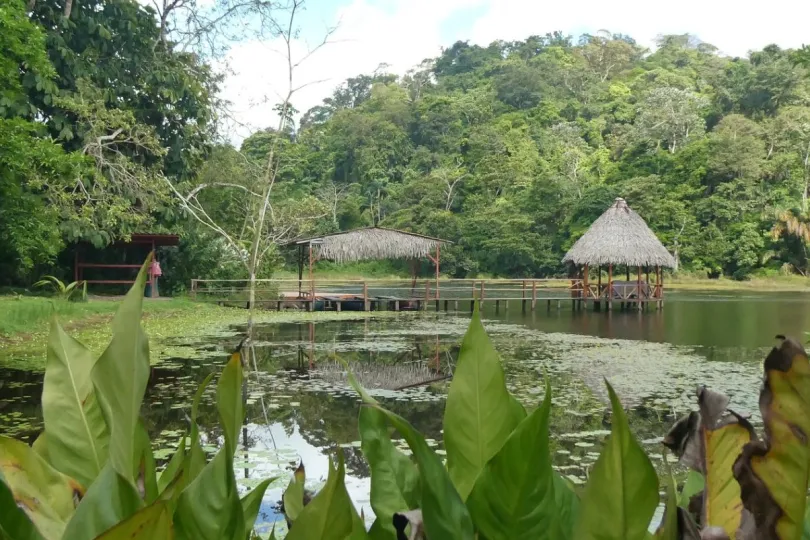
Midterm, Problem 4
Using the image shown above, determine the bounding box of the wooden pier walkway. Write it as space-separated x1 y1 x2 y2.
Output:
190 277 666 312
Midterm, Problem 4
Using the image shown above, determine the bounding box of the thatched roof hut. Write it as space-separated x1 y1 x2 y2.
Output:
562 198 676 268
288 227 450 264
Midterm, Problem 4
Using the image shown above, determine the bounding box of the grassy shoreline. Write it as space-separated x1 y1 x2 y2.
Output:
0 296 409 371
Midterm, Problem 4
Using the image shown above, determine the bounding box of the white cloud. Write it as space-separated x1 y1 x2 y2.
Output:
216 0 810 144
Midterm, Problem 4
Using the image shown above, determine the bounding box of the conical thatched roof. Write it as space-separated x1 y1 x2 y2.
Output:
287 227 450 263
562 198 676 268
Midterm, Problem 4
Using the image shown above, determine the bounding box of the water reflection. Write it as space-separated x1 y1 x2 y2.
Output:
0 292 800 532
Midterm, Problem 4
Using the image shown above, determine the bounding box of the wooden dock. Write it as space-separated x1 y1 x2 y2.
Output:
190 277 666 312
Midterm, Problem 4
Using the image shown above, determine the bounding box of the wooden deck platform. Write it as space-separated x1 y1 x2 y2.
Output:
190 278 666 313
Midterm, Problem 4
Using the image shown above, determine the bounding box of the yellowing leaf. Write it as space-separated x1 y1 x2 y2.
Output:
734 336 810 539
94 501 173 540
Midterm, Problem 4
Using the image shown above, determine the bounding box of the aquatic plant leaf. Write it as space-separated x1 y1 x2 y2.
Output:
134 419 158 504
42 318 109 488
358 405 419 538
185 373 215 485
0 436 82 539
803 498 810 540
217 351 244 457
174 448 245 540
552 472 580 540
286 450 367 540
32 432 49 461
374 406 474 540
664 388 754 537
656 453 678 540
0 471 44 540
466 378 556 540
91 256 152 485
157 438 186 495
443 306 524 500
283 463 306 523
679 471 704 508
574 381 658 540
733 336 810 539
241 477 276 539
62 463 143 540
93 500 172 540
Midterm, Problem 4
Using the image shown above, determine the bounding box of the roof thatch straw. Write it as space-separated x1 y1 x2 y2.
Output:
289 227 450 263
562 198 676 268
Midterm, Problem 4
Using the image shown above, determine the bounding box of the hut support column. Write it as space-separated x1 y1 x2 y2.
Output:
297 245 304 297
607 264 613 311
637 266 642 311
596 265 602 311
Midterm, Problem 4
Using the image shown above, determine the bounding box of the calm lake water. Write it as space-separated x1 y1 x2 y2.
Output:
2 288 809 533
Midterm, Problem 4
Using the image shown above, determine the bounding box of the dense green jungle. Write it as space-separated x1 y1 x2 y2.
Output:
4 0 810 287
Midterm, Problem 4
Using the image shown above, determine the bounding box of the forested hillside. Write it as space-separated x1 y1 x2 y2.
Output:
264 34 810 279
4 0 810 285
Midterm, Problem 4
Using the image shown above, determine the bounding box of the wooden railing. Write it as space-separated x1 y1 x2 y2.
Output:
190 277 665 311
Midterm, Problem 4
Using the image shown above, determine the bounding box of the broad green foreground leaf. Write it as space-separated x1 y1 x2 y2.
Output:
678 471 704 508
655 454 678 540
466 378 556 540
134 419 158 504
175 355 246 540
552 472 580 540
444 305 525 500
358 406 419 538
42 318 108 488
0 435 82 539
734 336 810 539
174 449 245 540
0 471 45 540
286 451 367 540
62 464 143 540
91 256 151 485
575 382 658 540
283 463 306 523
185 372 215 485
241 477 276 538
218 350 244 457
374 406 474 540
157 437 186 495
94 501 173 540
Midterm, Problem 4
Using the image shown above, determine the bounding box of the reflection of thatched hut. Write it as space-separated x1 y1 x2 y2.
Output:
562 198 676 309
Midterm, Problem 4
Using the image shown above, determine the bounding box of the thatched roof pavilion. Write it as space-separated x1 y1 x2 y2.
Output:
563 198 675 268
562 198 675 308
288 227 450 264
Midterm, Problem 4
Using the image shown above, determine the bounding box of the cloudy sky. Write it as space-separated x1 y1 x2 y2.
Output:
211 0 810 142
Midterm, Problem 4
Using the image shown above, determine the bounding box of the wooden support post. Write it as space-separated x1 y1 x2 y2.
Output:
363 282 369 312
277 301 282 311
547 299 551 311
583 263 589 300
444 299 448 311
425 281 430 303
522 281 527 313
505 300 509 311
395 300 400 311
454 300 458 311
480 281 485 307
191 279 197 300
336 300 341 312
531 280 537 311
435 300 440 311
607 264 613 311
660 269 665 309
495 299 500 313
637 266 642 311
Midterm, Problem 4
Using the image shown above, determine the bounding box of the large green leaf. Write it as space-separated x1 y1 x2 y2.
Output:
93 501 173 540
283 463 306 523
0 436 82 539
734 336 810 539
42 318 109 488
552 472 580 540
0 471 45 540
217 351 244 457
91 257 151 485
374 406 474 540
157 438 186 495
134 419 158 504
358 406 419 539
61 463 143 540
466 378 556 540
655 454 678 540
241 477 276 539
574 382 659 540
443 306 525 500
185 373 215 486
678 471 704 508
173 448 245 540
285 450 367 540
